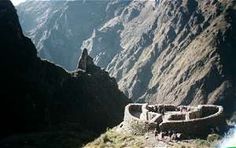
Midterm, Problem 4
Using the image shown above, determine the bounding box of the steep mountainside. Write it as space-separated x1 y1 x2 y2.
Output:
17 0 236 115
17 0 131 70
0 0 128 143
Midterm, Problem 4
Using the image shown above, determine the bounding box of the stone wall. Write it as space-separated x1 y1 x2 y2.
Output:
159 105 226 137
123 104 157 135
122 103 226 137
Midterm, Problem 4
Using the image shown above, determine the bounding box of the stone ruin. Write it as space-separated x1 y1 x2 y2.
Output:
121 103 227 139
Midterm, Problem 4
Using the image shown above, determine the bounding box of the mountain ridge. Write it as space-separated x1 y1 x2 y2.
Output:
17 0 236 116
0 0 128 143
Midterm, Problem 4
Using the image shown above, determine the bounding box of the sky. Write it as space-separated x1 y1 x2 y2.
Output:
11 0 26 6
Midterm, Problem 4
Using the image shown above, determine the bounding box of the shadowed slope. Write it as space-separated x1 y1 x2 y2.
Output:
0 0 128 143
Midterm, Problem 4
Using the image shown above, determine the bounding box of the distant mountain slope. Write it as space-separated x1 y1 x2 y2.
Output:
17 0 131 70
17 0 236 115
0 0 128 142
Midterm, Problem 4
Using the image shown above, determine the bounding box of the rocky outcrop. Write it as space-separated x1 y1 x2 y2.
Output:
17 0 236 116
78 48 100 73
78 48 90 71
0 0 128 141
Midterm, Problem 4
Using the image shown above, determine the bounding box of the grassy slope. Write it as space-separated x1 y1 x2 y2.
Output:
84 128 221 148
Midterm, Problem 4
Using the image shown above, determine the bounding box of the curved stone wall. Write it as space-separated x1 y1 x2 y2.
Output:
159 105 226 136
122 103 226 137
123 103 157 134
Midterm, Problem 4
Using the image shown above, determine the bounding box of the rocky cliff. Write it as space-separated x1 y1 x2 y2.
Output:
0 0 128 143
17 0 236 115
16 0 128 71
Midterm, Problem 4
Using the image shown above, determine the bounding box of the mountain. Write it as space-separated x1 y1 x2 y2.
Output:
17 0 236 115
0 0 128 145
16 0 131 70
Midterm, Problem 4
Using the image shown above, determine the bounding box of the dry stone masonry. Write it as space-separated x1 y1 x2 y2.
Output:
122 103 227 138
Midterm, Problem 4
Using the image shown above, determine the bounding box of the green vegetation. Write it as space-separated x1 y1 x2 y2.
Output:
170 134 220 148
207 134 221 143
84 129 144 148
84 128 222 148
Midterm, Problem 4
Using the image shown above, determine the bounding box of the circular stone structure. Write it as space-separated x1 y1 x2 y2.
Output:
122 103 227 137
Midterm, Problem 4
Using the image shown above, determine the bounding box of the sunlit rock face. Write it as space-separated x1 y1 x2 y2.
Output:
17 0 236 114
17 0 128 70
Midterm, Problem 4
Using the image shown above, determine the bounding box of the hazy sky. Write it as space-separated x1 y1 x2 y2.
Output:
11 0 26 6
